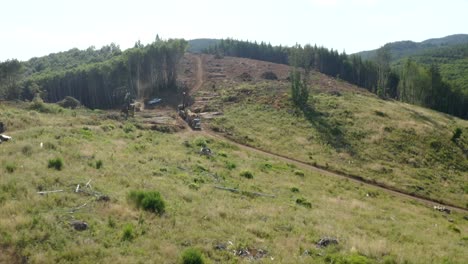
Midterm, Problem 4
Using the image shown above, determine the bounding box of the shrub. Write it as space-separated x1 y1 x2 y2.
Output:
294 170 305 177
5 163 16 173
181 248 205 264
122 224 135 241
296 198 312 208
452 127 462 142
48 158 63 170
128 190 165 215
193 137 208 147
240 170 254 179
95 160 103 169
21 145 33 156
29 95 62 113
291 187 300 193
57 96 80 109
225 161 236 170
123 123 135 133
261 71 278 80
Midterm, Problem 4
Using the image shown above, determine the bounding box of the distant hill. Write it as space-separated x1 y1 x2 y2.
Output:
356 34 468 61
187 38 220 53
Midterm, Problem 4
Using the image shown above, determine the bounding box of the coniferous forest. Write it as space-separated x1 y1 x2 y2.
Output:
0 38 187 109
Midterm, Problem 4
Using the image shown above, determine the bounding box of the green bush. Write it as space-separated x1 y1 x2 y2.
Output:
128 190 165 215
48 158 63 170
291 187 300 193
123 123 135 133
21 145 33 156
452 127 462 142
296 197 311 208
122 224 134 241
5 163 16 173
57 96 80 109
29 96 62 113
181 248 204 264
240 170 254 179
294 170 305 177
225 161 236 170
95 160 103 169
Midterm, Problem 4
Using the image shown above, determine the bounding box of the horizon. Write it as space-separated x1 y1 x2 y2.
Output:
1 0 468 61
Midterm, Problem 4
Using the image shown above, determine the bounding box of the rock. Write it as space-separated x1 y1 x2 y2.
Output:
97 195 110 202
71 220 88 231
235 248 267 259
317 237 338 248
200 147 212 156
433 205 451 214
214 243 227 250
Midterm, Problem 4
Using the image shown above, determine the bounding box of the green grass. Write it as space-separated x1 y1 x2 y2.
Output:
206 81 468 208
0 102 466 263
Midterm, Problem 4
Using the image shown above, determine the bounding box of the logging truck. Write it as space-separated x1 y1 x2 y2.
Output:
178 104 201 130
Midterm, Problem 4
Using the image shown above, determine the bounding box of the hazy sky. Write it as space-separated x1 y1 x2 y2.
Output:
1 0 467 61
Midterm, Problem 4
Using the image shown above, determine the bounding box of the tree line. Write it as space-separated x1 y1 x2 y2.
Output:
206 39 467 119
0 38 187 109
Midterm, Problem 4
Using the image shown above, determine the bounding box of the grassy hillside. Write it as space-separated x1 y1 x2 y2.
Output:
0 100 467 263
193 55 468 209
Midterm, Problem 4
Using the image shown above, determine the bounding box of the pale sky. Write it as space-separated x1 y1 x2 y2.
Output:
1 0 467 61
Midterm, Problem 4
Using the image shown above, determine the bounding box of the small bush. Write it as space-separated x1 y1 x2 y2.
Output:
57 96 80 109
374 110 388 117
193 137 208 147
122 224 135 241
225 161 236 170
29 96 62 113
294 170 305 177
128 190 165 215
240 170 254 179
123 123 135 133
95 160 103 169
296 198 312 208
291 187 300 193
5 163 16 173
48 158 63 170
452 127 462 142
188 183 200 190
261 71 278 80
21 145 33 156
181 248 205 264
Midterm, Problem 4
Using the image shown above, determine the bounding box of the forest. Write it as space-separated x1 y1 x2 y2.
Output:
206 39 468 119
0 38 187 109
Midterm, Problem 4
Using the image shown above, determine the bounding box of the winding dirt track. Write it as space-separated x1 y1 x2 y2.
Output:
189 55 467 213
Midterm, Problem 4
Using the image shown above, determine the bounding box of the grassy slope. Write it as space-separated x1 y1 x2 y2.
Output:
0 102 467 263
205 77 468 209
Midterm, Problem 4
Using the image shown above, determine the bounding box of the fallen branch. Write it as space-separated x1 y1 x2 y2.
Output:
214 186 275 198
37 190 64 195
69 202 88 213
